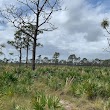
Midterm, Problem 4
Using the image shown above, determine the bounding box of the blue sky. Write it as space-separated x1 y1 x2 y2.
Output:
88 0 109 5
0 0 110 60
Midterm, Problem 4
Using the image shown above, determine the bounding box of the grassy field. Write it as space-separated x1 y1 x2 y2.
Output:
0 65 110 110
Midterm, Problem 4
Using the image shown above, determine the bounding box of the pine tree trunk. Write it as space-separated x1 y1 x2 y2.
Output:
32 13 39 70
32 38 36 70
19 48 22 67
26 45 29 67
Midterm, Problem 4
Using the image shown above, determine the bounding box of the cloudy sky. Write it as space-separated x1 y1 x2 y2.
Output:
0 0 110 60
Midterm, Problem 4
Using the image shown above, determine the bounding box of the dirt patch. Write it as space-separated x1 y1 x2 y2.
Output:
60 100 76 110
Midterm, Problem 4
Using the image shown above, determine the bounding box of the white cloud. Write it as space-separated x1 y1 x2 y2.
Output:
0 0 110 60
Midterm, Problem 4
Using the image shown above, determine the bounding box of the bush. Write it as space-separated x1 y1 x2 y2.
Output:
32 91 63 110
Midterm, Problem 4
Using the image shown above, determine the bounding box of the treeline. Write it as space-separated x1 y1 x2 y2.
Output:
0 49 110 66
35 53 110 66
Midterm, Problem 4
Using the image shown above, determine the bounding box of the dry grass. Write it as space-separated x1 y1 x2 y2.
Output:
0 80 105 110
0 95 31 110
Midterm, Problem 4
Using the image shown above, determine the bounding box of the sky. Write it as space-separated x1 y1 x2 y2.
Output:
0 0 110 60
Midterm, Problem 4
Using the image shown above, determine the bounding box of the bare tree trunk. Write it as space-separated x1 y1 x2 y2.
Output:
19 48 22 67
32 38 36 70
32 12 39 70
26 44 29 67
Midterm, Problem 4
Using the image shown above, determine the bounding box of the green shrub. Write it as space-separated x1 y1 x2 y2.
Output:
32 91 63 110
47 76 62 91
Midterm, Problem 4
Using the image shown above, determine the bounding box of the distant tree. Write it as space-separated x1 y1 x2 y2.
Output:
17 25 41 67
9 52 14 63
3 58 8 63
93 58 101 65
0 44 5 58
53 52 60 64
41 59 44 64
102 59 110 66
48 59 52 64
7 32 25 66
80 58 89 65
59 60 67 65
36 55 42 64
23 35 32 67
16 26 43 67
67 54 76 65
43 57 49 64
74 57 80 65
24 36 33 66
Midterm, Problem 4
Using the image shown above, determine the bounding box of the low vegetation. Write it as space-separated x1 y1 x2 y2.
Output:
0 65 110 110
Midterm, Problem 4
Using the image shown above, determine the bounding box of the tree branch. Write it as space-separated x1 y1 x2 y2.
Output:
17 0 37 15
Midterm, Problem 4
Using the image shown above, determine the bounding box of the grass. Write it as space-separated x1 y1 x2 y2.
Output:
0 65 110 110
